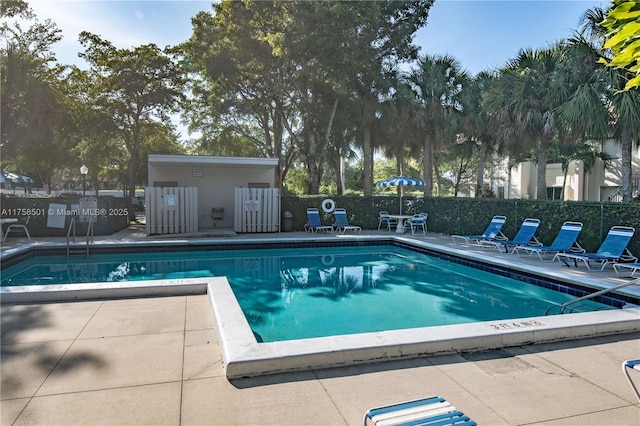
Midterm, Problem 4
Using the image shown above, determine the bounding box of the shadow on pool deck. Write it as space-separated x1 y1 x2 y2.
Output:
1 224 640 425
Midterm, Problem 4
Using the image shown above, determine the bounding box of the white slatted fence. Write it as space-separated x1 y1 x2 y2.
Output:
234 188 280 233
146 186 198 235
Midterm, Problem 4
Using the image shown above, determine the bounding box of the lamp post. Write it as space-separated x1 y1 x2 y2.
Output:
80 164 88 196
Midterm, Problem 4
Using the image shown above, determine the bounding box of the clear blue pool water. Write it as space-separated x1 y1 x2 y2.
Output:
1 245 614 341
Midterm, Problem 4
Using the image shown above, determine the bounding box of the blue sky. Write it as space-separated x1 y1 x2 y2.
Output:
416 0 608 74
26 0 608 75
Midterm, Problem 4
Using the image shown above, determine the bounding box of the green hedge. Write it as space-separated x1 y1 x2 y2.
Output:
1 194 129 237
282 196 640 256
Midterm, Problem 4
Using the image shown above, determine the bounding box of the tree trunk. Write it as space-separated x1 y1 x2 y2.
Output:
306 131 320 194
396 146 405 198
433 159 441 196
620 131 633 202
336 155 344 195
560 162 569 201
363 124 373 196
128 148 138 221
536 138 549 200
476 141 488 197
306 98 338 195
93 175 100 197
422 133 433 197
272 110 283 191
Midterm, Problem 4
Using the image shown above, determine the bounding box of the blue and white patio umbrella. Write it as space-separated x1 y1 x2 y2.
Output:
375 175 425 214
1 171 33 186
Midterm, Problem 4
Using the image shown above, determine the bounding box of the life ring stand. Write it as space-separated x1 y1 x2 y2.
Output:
321 198 336 213
322 255 335 266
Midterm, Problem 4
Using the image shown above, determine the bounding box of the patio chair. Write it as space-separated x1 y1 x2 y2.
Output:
304 208 332 233
405 213 427 235
363 395 476 426
513 221 584 261
623 359 640 402
451 215 507 245
377 211 398 231
332 208 361 234
556 226 637 271
481 218 541 253
3 216 31 242
613 262 640 278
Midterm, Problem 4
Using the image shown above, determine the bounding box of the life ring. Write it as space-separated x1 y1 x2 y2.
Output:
322 255 335 266
321 199 336 213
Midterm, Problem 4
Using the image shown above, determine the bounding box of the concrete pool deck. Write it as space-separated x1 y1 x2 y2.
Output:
2 225 640 425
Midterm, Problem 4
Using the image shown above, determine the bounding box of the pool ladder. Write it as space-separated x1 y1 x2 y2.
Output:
66 218 94 258
553 278 640 314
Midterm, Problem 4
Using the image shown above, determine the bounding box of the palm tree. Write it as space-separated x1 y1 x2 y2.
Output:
380 81 419 173
459 71 502 197
557 7 640 202
407 53 468 197
485 44 571 200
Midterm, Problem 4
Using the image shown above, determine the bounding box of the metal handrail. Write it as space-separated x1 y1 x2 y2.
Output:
85 218 94 256
560 279 640 314
66 218 94 258
66 218 76 258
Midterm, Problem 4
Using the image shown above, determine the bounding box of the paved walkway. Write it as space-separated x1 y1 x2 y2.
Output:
2 224 639 425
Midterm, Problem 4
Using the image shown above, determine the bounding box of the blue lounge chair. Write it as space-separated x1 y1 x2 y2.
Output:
332 208 361 234
514 221 584 261
613 262 640 278
481 218 541 253
363 395 476 426
556 226 637 271
304 208 332 233
377 211 398 231
623 359 640 402
451 215 507 245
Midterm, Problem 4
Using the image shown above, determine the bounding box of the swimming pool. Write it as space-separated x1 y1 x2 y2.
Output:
2 235 639 378
1 244 618 342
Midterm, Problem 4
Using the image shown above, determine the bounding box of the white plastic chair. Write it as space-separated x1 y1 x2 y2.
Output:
377 211 398 231
406 213 427 235
3 216 31 242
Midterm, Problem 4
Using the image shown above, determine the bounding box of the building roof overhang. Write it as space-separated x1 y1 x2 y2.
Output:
148 154 278 169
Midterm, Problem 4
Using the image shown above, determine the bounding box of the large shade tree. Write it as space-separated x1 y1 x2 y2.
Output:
182 0 297 189
183 0 432 195
79 32 182 218
0 3 75 193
